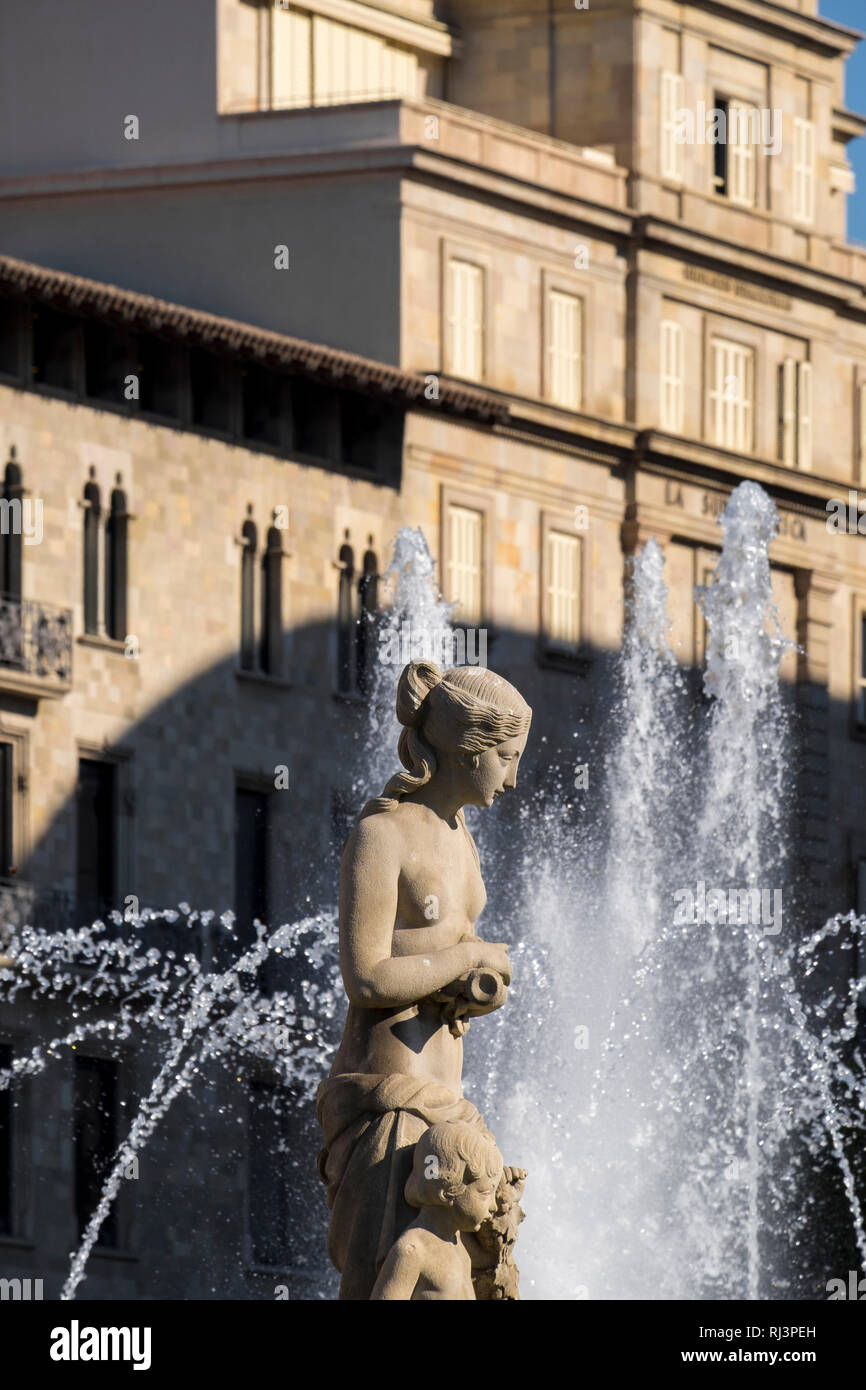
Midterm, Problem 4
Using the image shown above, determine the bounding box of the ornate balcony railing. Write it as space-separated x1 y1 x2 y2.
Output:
0 882 74 935
0 595 72 694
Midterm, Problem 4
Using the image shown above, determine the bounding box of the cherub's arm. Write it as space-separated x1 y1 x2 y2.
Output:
370 1237 423 1301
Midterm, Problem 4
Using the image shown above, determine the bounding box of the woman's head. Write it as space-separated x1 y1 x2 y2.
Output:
405 1122 503 1230
361 660 532 818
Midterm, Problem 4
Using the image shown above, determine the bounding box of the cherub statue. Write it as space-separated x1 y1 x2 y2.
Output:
370 1122 504 1300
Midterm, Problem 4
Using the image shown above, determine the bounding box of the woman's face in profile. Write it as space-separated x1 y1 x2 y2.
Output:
462 731 528 808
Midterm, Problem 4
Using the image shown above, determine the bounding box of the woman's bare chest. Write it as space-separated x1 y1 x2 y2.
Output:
395 824 486 933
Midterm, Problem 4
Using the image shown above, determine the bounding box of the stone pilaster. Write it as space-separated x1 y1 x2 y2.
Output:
793 567 838 920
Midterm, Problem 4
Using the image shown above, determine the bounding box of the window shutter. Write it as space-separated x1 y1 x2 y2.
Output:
272 6 312 107
710 339 754 452
661 71 684 182
738 346 754 452
779 358 797 466
793 118 815 224
797 361 812 470
447 260 483 381
547 532 581 650
289 8 419 106
729 101 756 207
448 505 483 626
661 320 683 432
547 290 582 409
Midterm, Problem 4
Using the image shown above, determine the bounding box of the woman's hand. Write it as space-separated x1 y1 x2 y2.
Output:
468 938 512 986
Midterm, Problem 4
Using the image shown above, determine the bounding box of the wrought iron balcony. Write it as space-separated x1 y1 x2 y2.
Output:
0 594 72 697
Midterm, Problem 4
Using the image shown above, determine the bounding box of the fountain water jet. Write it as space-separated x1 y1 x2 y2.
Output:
475 481 865 1299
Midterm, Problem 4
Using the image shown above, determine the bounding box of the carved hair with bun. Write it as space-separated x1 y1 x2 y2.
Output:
360 660 532 823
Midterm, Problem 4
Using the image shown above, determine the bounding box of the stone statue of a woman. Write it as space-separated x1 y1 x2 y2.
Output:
316 659 532 1300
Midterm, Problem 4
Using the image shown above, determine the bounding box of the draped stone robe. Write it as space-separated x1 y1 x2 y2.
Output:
316 1071 494 1301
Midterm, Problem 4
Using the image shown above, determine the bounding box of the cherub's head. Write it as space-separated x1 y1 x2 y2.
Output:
405 1122 503 1232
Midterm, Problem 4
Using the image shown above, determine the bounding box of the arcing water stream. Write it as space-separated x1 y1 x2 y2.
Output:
0 482 863 1299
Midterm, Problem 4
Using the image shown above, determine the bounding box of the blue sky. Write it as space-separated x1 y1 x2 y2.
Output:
819 0 866 243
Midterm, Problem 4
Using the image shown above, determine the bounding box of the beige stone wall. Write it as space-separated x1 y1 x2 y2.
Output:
446 0 635 157
401 177 626 416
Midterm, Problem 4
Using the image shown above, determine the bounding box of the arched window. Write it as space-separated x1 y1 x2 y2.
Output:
0 451 24 602
261 517 283 678
104 474 129 643
240 507 257 672
337 532 355 695
356 540 378 697
83 469 101 635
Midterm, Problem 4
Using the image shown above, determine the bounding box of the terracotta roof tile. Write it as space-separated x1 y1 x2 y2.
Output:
0 253 509 425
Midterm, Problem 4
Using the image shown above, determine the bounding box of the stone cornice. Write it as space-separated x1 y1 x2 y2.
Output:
634 216 866 316
284 0 455 55
649 0 864 56
832 107 866 144
636 428 850 516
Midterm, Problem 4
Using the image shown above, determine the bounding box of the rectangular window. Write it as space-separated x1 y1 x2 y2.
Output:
0 1042 11 1236
0 302 23 378
447 504 483 626
271 6 418 109
31 307 81 392
858 615 866 730
248 1079 292 1268
546 290 582 410
793 117 815 224
858 381 866 477
292 379 338 460
660 320 684 433
242 367 285 449
74 1055 118 1247
661 71 684 182
137 336 185 421
446 259 484 382
340 393 384 472
234 788 269 946
546 532 582 652
84 323 136 404
76 760 116 924
778 359 812 469
709 338 754 452
190 351 234 434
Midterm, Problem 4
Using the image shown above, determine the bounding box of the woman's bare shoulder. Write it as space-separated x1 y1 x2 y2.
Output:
342 809 404 862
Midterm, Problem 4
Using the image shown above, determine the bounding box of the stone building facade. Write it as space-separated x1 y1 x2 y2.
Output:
0 0 864 1298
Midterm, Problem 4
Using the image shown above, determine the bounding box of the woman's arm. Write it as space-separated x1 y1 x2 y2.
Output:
338 818 509 1009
